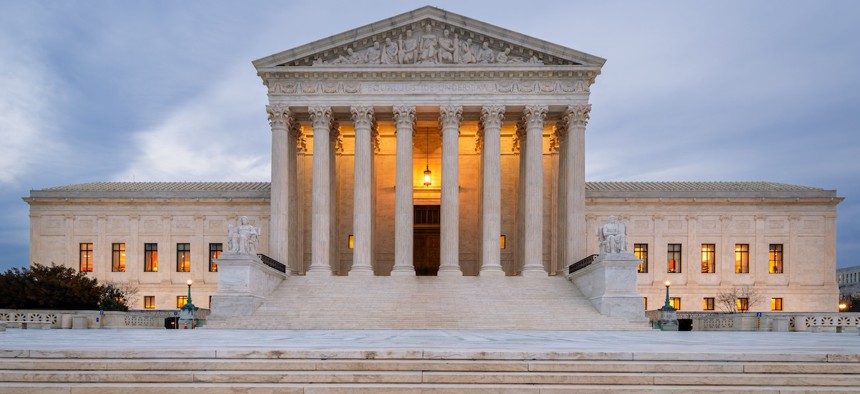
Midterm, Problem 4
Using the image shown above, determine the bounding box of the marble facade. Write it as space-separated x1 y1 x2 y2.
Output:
24 7 841 314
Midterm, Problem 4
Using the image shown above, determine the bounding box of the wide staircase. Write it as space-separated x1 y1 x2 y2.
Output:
4 352 860 393
208 275 646 330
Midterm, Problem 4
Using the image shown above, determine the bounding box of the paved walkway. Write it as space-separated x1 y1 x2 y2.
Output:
2 329 860 360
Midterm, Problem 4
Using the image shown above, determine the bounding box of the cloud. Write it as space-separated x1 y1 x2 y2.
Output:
113 65 271 182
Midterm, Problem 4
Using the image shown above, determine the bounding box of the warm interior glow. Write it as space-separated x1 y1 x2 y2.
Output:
423 166 432 187
348 235 355 249
500 235 506 249
840 303 848 310
187 279 193 286
664 280 671 287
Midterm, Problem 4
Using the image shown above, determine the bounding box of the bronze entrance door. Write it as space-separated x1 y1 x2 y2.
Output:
413 205 441 276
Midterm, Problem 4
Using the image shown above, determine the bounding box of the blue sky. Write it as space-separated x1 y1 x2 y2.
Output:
1 1 858 271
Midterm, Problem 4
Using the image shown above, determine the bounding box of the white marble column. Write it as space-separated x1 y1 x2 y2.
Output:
564 104 590 266
308 106 333 276
266 104 292 274
350 105 375 275
392 105 416 276
438 105 463 276
479 105 505 275
521 105 548 277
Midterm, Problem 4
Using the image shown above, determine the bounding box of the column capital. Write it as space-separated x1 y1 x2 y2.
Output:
350 105 375 129
393 105 416 130
522 105 548 131
480 105 506 129
564 104 592 128
308 105 333 130
266 104 292 130
439 105 463 132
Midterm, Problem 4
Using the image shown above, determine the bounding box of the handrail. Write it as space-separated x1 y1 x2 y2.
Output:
257 253 287 273
568 254 599 275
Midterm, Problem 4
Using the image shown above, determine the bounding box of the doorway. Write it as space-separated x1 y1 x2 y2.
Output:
414 205 440 276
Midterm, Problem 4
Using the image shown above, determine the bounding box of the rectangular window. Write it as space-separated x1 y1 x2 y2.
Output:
79 243 93 272
669 297 681 310
144 243 158 272
735 244 749 273
701 244 715 273
771 298 783 311
667 244 682 273
703 297 715 311
643 297 647 310
111 243 126 272
737 297 749 311
769 244 784 274
177 243 190 272
209 243 222 272
144 296 155 309
177 296 188 308
634 243 648 273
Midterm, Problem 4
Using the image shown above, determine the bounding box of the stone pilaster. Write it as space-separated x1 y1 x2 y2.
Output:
266 104 293 274
350 105 375 275
308 105 333 276
392 105 416 276
479 105 505 275
521 105 548 277
438 105 463 276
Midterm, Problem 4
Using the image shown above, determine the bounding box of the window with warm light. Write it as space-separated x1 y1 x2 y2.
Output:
737 297 749 311
701 244 715 273
111 243 126 272
176 243 190 272
643 297 648 310
771 297 783 311
769 244 783 274
703 297 715 311
500 235 506 249
144 296 155 309
144 243 158 272
669 297 681 310
176 296 188 308
209 243 222 272
79 243 93 272
735 244 749 273
348 235 355 249
667 243 682 273
634 243 648 273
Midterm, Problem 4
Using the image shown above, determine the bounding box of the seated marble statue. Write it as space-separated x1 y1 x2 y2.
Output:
597 216 627 254
227 216 261 255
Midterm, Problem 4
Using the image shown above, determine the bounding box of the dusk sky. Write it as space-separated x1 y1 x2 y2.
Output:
1 1 858 271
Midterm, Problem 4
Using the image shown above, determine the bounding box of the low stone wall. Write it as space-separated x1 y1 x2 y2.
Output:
0 309 210 329
645 310 860 332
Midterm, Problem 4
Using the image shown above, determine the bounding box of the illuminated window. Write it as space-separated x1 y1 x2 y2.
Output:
144 296 155 309
144 243 158 272
667 244 682 273
735 244 749 273
643 297 648 310
701 244 715 273
669 297 681 310
737 297 749 311
79 243 93 272
500 235 506 249
348 235 355 249
703 297 715 311
209 243 222 272
111 243 126 272
176 243 190 272
769 244 783 274
634 243 648 273
177 296 188 308
771 298 783 311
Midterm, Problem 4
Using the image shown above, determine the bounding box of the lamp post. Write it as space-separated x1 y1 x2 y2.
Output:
662 280 672 310
186 279 193 307
179 279 196 329
657 279 678 331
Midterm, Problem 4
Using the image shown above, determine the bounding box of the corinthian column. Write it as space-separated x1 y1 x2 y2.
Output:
392 105 416 276
479 105 505 275
438 105 463 276
350 105 375 275
521 105 548 277
266 104 292 275
308 106 333 276
564 104 590 267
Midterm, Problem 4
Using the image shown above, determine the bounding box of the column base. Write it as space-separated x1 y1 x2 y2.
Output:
480 267 506 276
437 266 463 276
520 268 547 277
349 266 374 276
390 267 415 276
306 268 332 277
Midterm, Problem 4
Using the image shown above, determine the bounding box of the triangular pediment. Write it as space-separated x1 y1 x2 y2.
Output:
253 6 605 70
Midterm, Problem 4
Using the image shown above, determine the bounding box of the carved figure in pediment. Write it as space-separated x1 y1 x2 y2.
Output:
496 47 510 63
366 41 381 64
381 37 398 64
400 29 419 64
331 47 361 64
458 37 476 64
477 42 495 64
438 29 455 63
418 24 438 64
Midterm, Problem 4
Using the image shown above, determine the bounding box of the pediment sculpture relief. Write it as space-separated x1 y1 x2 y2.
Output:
307 23 547 67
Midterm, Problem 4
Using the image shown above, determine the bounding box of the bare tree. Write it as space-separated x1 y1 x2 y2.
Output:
107 281 140 308
716 286 763 313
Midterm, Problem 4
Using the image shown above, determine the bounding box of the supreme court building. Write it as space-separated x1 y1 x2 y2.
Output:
25 7 841 322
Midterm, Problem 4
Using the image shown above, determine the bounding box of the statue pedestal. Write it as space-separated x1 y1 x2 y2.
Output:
568 253 646 323
657 307 679 331
209 253 286 320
